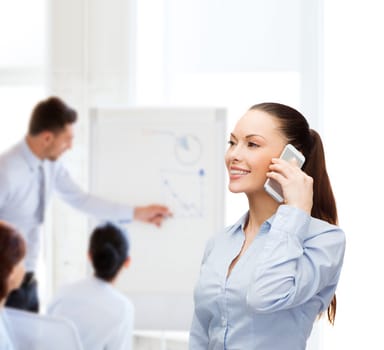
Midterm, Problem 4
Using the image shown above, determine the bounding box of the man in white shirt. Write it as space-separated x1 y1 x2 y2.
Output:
0 96 171 312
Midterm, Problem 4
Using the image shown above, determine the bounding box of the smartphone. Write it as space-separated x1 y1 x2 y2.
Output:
264 144 306 203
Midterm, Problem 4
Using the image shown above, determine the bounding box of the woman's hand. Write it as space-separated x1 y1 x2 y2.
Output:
266 158 313 214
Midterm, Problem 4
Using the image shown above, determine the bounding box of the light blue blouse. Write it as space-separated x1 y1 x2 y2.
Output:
48 276 134 350
0 310 15 350
189 205 346 350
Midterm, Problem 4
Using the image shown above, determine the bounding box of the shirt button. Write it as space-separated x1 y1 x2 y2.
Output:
221 316 226 326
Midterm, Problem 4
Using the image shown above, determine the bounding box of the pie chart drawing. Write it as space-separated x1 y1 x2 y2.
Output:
174 134 202 165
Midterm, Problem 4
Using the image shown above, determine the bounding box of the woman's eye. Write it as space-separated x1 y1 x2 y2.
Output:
248 142 259 148
227 140 235 146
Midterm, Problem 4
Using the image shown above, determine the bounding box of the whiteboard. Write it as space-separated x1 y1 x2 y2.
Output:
89 107 226 330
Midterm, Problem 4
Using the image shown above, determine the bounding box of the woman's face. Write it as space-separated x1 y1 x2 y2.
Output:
225 109 287 196
7 259 25 294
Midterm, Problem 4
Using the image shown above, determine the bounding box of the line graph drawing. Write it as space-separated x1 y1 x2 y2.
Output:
161 168 205 218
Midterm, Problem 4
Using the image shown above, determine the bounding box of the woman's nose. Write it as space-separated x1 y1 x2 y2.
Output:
227 144 242 162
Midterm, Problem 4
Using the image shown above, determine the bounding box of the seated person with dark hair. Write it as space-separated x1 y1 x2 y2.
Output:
0 221 26 350
48 223 134 350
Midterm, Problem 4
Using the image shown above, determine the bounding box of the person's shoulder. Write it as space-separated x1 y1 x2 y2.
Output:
202 213 247 258
307 216 346 244
48 278 96 311
54 279 86 298
0 146 27 192
47 281 77 314
0 142 25 171
110 287 134 307
102 288 134 324
309 215 343 232
222 212 247 236
120 295 134 313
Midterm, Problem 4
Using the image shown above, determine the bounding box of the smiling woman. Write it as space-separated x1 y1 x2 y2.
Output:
225 109 287 198
189 102 346 350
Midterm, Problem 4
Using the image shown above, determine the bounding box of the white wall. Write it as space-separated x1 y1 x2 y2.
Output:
47 0 138 292
0 0 46 152
323 1 384 349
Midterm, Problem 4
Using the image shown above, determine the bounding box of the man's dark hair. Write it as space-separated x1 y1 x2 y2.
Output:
28 96 77 136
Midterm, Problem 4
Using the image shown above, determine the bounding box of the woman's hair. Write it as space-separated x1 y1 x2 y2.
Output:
249 102 338 324
89 223 129 282
0 222 26 300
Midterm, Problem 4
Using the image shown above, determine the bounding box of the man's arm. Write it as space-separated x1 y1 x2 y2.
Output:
54 163 171 226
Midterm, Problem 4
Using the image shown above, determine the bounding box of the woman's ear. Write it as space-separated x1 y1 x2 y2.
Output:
7 261 25 293
124 256 131 269
6 272 16 292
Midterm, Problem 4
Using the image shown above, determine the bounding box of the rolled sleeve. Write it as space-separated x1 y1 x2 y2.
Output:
247 205 346 313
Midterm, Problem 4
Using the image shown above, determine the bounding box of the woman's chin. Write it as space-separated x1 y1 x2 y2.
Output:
228 185 244 194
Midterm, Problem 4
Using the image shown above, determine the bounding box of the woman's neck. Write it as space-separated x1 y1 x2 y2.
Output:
246 192 280 232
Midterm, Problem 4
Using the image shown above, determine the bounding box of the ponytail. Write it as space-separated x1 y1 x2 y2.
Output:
303 130 338 225
303 130 338 325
